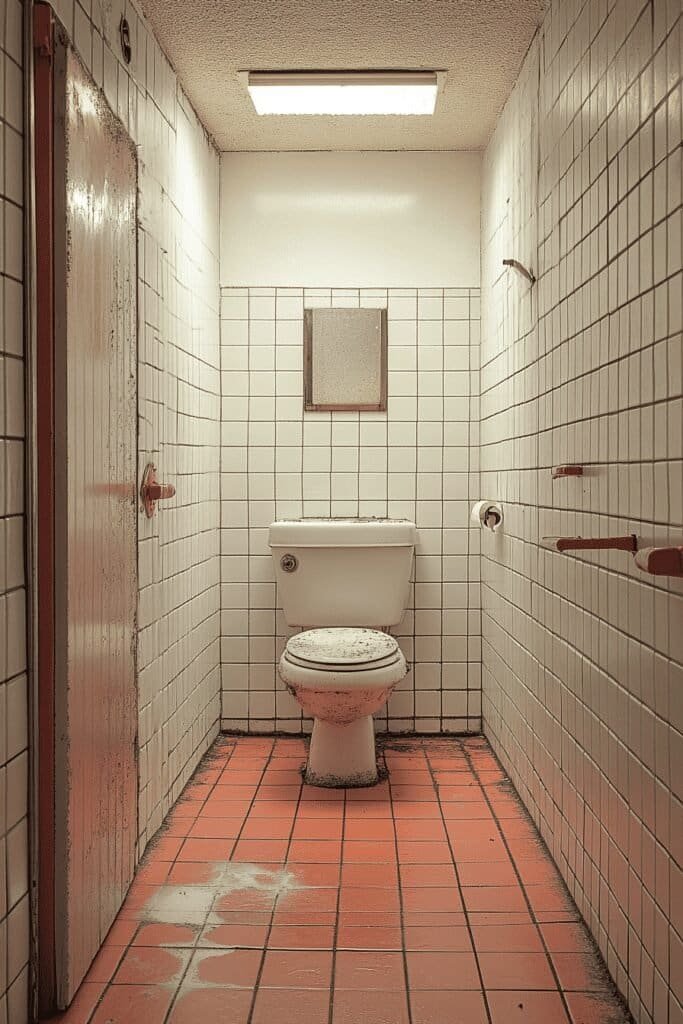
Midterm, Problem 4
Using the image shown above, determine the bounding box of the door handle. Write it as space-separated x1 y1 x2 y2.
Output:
140 463 175 518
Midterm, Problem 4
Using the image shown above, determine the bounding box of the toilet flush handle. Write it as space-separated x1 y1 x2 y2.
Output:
141 463 176 518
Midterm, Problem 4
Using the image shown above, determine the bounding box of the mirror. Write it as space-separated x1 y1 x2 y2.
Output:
303 307 388 412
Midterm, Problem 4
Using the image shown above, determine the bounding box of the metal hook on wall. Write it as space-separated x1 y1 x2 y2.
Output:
502 259 536 285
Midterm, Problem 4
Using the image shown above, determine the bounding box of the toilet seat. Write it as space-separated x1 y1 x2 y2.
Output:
284 627 401 672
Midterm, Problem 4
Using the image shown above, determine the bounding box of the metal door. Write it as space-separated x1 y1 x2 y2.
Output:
34 8 139 1007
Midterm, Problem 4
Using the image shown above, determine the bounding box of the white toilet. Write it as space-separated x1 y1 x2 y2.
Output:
269 518 416 787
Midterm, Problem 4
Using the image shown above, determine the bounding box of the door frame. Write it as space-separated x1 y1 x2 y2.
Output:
30 3 58 1015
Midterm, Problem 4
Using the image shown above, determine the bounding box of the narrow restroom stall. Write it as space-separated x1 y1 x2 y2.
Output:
11 0 680 1021
33 7 138 1011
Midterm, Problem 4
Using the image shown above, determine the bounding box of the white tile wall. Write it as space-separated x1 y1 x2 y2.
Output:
47 0 223 850
2 2 221 1019
220 286 482 735
0 3 28 1018
481 1 682 1022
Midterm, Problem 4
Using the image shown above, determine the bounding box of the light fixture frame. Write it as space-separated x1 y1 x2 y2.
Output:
244 69 443 116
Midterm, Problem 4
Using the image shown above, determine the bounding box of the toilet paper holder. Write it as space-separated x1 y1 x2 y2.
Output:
471 500 504 532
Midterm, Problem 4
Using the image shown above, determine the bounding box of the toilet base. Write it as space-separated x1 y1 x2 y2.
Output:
305 715 378 787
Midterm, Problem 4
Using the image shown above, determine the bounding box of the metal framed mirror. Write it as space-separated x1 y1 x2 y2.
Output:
303 307 388 412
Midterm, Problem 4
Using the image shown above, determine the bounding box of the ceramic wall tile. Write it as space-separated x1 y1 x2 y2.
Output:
0 2 28 1015
481 3 682 1021
220 287 482 735
2 2 222 1016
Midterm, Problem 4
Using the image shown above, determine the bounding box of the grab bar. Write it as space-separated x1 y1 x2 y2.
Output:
541 535 683 577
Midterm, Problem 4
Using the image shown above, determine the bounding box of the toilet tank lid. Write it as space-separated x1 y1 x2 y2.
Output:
268 518 416 548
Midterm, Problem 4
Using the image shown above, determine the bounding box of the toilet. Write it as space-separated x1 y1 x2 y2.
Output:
269 518 416 786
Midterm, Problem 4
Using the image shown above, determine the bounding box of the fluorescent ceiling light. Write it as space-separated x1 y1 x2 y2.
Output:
247 71 439 116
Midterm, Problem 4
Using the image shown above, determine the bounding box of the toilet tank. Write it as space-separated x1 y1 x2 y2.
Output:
269 518 416 628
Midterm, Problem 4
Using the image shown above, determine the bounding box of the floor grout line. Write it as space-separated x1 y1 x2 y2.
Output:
426 738 494 1024
55 734 633 1024
388 744 416 1024
160 737 243 1023
460 739 635 1024
246 738 306 1024
326 777 346 1024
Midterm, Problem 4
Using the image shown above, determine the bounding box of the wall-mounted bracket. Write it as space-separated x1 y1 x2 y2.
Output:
542 535 683 577
634 546 683 577
542 535 637 553
503 258 536 285
140 463 175 518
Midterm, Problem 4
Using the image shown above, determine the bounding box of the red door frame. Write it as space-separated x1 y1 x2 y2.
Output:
33 3 57 1014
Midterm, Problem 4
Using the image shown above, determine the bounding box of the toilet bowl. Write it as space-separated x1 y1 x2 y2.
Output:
268 518 416 787
279 627 408 786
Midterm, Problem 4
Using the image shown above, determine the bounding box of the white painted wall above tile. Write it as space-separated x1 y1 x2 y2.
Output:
220 152 481 289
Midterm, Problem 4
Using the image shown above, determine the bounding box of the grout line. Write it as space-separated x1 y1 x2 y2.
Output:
388 744 415 1024
461 739 588 1024
426 738 494 1024
246 738 306 1024
160 737 253 1023
326 781 347 1024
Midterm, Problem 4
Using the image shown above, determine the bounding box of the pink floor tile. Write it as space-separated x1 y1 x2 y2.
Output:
564 991 632 1023
487 990 571 1024
478 951 557 990
336 923 404 950
252 988 330 1024
54 736 630 1024
403 925 473 952
132 923 198 947
334 950 406 990
462 884 528 912
177 837 236 861
551 952 613 992
199 922 269 947
90 985 173 1024
406 950 481 991
167 988 252 1024
189 948 261 986
259 949 333 988
410 990 489 1024
83 945 126 984
268 924 336 949
112 946 190 986
540 922 594 952
470 923 544 953
332 989 410 1024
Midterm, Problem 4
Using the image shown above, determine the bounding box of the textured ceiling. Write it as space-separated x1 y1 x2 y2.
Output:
140 0 545 152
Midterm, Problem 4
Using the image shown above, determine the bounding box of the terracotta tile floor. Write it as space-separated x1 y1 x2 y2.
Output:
48 736 631 1024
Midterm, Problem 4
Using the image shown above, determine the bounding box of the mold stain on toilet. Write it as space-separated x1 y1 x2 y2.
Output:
301 758 387 790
